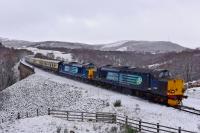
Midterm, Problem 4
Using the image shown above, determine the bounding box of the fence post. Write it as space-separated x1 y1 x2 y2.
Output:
157 123 159 133
113 114 116 123
2 119 3 123
125 116 128 125
96 113 98 122
66 111 68 120
178 127 181 133
17 113 20 119
48 108 50 115
26 112 28 118
81 112 83 122
37 109 39 116
139 120 142 132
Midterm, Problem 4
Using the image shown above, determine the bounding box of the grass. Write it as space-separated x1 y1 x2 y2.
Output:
113 100 122 107
124 125 138 133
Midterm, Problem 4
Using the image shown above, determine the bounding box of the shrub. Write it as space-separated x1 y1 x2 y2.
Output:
124 125 137 133
106 102 110 106
56 127 61 133
113 100 121 107
110 126 118 133
64 129 68 133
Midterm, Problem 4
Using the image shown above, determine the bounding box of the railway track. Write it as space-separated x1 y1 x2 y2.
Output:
175 105 200 115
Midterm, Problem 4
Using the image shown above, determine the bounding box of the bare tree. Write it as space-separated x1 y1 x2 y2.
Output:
46 52 55 59
0 47 32 91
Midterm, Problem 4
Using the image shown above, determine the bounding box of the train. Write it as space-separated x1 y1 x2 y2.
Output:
25 56 187 106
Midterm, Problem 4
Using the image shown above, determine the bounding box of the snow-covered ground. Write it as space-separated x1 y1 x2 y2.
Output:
0 115 122 133
0 65 200 132
22 47 72 62
101 40 129 49
183 87 200 109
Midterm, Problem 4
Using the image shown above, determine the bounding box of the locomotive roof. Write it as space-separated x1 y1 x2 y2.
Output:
62 61 94 67
33 58 60 63
100 65 169 75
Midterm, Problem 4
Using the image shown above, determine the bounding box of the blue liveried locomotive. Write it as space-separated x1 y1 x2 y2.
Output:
97 66 150 90
25 57 186 106
96 65 185 106
59 61 95 79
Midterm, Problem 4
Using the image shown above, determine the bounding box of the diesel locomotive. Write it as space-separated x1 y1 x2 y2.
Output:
25 56 187 106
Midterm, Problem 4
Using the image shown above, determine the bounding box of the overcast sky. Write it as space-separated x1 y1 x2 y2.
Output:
0 0 200 48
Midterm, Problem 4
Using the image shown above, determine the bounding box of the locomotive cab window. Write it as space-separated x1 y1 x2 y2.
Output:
158 71 172 79
159 72 164 78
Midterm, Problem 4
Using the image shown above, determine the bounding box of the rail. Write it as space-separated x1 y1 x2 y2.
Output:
174 105 200 116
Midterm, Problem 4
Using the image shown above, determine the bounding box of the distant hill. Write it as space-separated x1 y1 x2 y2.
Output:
0 37 188 53
97 40 187 53
30 41 91 49
0 37 33 48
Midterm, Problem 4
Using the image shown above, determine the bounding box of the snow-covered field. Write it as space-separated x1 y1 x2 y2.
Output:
0 116 122 133
0 65 200 132
183 87 200 109
22 47 72 62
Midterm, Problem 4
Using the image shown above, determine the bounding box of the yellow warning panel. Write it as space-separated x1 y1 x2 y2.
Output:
167 79 184 96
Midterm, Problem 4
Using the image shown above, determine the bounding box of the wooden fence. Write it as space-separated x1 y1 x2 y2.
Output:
0 109 197 133
48 109 196 133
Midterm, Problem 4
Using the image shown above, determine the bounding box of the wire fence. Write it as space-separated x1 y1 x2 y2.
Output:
48 109 196 133
0 108 197 133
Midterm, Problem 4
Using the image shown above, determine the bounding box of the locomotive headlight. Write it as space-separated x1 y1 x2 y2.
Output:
148 88 151 90
153 87 158 90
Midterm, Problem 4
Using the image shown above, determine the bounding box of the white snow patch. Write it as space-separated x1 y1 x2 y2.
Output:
182 87 200 109
0 115 122 133
102 40 128 48
148 60 172 68
116 46 128 51
22 47 72 61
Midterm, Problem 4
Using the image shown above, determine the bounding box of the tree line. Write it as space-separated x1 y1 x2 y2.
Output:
0 42 32 91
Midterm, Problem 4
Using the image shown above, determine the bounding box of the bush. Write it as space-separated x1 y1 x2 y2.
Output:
113 100 121 107
64 129 68 133
56 127 61 133
124 125 137 133
110 126 118 133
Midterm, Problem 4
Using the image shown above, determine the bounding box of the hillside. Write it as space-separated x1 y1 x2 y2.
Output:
0 37 33 48
30 41 91 49
98 40 186 53
31 40 187 53
0 37 187 53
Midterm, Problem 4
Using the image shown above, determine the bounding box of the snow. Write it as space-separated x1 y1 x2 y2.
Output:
182 87 200 109
0 65 200 132
0 115 122 133
102 40 128 48
116 46 128 51
148 60 172 68
22 47 72 61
